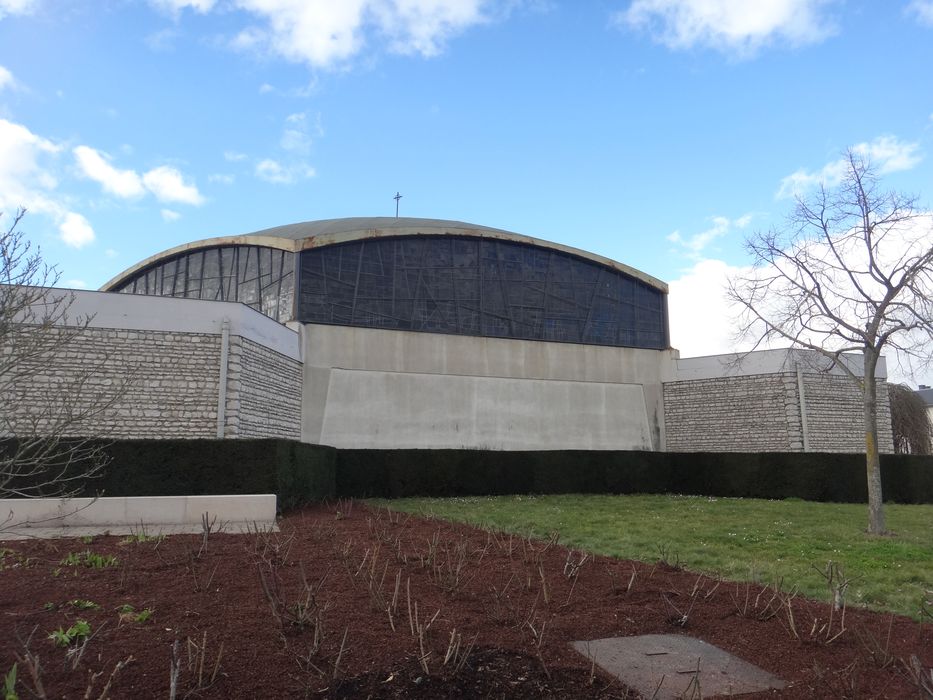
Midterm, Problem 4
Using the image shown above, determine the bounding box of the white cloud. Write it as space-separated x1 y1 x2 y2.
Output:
255 158 315 185
0 119 100 248
255 158 315 184
228 0 489 69
0 120 61 210
104 248 119 259
280 112 314 154
668 258 750 357
0 0 37 19
667 213 752 259
59 212 95 248
778 136 922 198
161 208 181 221
906 0 933 26
73 145 145 198
66 279 88 289
668 215 933 374
224 150 248 162
0 65 15 91
208 172 235 184
255 158 286 183
0 118 60 198
369 0 488 57
142 165 205 205
615 0 835 57
148 0 216 14
146 28 180 52
74 146 204 205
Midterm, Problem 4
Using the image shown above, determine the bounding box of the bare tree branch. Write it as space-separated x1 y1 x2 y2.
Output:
1 210 131 505
888 384 932 455
727 152 933 535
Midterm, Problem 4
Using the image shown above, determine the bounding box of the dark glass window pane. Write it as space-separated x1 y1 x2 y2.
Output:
296 235 666 348
112 245 295 322
113 236 665 348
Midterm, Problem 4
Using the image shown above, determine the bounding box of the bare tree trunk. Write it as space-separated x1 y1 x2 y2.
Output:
863 353 886 535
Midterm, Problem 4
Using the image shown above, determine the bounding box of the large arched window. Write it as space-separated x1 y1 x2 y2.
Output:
298 236 667 349
112 245 295 323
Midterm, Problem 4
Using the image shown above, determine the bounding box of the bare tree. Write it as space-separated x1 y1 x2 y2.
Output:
888 384 932 455
1 209 124 505
728 152 933 535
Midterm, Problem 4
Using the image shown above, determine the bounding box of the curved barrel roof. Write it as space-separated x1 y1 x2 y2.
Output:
102 217 667 293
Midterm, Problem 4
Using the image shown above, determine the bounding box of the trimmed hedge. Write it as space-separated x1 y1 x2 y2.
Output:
335 449 933 504
1 438 336 511
4 439 932 508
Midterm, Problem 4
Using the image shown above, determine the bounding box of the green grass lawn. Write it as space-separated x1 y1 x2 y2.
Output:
371 494 933 618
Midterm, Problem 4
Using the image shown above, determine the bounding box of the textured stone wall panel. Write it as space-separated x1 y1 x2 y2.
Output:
225 337 301 440
664 371 895 454
663 374 795 452
4 327 221 438
802 374 894 453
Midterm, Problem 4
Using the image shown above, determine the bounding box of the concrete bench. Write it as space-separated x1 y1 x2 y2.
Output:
0 494 277 540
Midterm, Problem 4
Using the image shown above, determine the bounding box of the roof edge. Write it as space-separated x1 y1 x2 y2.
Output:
101 221 669 293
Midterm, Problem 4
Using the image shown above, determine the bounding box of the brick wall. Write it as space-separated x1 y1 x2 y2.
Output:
225 337 301 440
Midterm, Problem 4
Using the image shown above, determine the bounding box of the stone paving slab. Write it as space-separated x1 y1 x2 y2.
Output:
571 634 786 699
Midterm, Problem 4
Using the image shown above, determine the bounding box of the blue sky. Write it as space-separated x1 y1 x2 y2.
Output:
1 0 932 380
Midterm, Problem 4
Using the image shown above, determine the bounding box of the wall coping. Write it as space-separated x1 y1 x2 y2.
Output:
673 348 887 382
11 286 301 361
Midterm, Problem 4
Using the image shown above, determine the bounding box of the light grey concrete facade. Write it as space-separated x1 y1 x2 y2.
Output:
316 369 653 450
299 323 675 450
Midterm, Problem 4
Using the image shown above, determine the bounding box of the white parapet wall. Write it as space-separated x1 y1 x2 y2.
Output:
0 495 277 539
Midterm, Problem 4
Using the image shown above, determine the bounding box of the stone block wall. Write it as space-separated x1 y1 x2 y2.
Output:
663 373 799 452
4 326 222 439
5 320 303 442
663 371 894 453
803 374 893 452
225 337 301 440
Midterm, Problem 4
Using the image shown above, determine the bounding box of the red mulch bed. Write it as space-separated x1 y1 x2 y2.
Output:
1 502 930 698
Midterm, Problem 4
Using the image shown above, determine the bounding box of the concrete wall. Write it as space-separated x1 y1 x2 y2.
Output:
300 323 676 450
4 289 301 440
664 349 894 453
318 368 653 450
